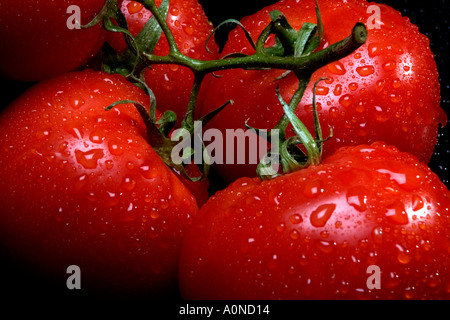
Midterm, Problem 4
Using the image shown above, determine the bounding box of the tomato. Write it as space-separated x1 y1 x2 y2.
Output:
200 0 447 183
0 0 106 82
107 0 219 121
179 142 450 300
0 70 203 298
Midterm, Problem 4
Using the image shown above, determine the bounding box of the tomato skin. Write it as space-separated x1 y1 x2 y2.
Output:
179 142 450 300
200 0 446 183
0 0 106 82
0 70 200 297
107 0 219 120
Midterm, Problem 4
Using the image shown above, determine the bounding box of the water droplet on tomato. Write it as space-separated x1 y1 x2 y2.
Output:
412 195 424 212
276 223 286 233
106 191 120 207
348 82 359 91
310 203 336 228
70 97 85 110
121 177 136 191
339 94 353 108
385 201 409 225
396 244 412 264
126 1 144 14
89 131 105 144
374 106 390 123
290 229 300 240
108 140 125 156
170 7 180 16
346 186 369 212
333 84 342 96
302 179 324 198
383 61 396 71
371 227 383 245
316 240 334 254
289 214 303 225
376 80 386 94
75 149 104 169
356 65 375 77
327 61 346 75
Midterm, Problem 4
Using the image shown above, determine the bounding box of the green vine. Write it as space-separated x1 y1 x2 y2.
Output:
86 0 368 181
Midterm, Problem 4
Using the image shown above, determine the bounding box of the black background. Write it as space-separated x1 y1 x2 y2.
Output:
0 0 449 309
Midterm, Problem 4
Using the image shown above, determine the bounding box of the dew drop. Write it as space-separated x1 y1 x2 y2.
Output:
371 227 383 245
289 214 303 225
385 201 409 225
289 229 300 240
339 94 353 108
316 240 334 254
70 97 85 109
127 1 144 14
412 195 424 212
374 106 390 123
327 61 346 75
346 186 369 212
383 61 396 71
310 204 336 228
108 140 125 156
333 84 342 96
396 244 412 264
106 191 120 208
302 179 324 198
356 65 375 77
121 177 137 191
75 149 104 169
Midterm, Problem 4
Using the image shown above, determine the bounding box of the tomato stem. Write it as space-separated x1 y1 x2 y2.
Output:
99 0 367 180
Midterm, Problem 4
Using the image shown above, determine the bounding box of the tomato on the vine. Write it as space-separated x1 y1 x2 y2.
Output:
179 142 450 300
0 70 205 297
0 0 106 82
107 0 219 121
200 0 447 183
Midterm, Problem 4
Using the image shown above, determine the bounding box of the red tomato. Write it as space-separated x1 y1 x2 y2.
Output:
200 0 447 183
179 142 450 300
107 0 219 120
0 70 203 297
0 0 106 82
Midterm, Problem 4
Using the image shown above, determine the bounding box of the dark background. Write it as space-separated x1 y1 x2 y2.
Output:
0 0 448 307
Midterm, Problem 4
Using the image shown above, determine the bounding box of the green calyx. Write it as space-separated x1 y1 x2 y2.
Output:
85 0 368 181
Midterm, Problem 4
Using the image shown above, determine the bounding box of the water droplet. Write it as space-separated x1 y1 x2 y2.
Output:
383 61 396 71
183 24 194 35
385 201 409 225
412 195 424 212
356 65 375 77
374 106 390 123
368 43 382 57
289 229 300 240
170 6 180 16
121 177 136 191
106 191 120 207
348 82 359 91
302 179 324 198
75 149 104 169
371 227 383 245
108 140 125 156
315 86 329 95
339 94 353 108
396 244 412 264
70 97 85 109
392 78 402 89
289 214 303 225
376 80 386 94
346 186 369 212
276 223 286 233
310 204 336 228
333 84 342 96
316 240 334 254
89 131 105 144
127 1 144 14
327 61 346 75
